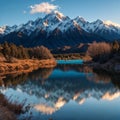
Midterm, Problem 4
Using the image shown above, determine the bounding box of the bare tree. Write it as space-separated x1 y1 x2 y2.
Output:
87 42 111 62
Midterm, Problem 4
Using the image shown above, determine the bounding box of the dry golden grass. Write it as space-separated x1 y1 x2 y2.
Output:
0 59 56 75
82 55 92 62
0 59 56 119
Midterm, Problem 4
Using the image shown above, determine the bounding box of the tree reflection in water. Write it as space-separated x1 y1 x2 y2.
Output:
0 68 53 87
0 64 120 89
0 63 120 117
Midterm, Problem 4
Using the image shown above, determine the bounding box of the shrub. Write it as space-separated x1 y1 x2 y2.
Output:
0 42 54 60
28 46 54 60
87 42 111 63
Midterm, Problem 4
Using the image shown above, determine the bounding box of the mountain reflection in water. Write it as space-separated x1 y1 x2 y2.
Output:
0 62 120 120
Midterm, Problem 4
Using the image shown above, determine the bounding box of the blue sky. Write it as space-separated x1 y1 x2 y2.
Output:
0 0 120 26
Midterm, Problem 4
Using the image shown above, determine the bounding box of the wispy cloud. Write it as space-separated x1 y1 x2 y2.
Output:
30 2 58 14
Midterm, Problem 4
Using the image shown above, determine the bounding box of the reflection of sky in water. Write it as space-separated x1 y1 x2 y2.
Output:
49 69 92 79
0 60 120 120
1 87 120 120
57 60 83 64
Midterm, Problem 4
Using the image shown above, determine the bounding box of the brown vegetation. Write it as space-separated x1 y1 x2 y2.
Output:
86 41 120 74
54 53 91 61
0 94 23 120
0 42 56 75
0 59 56 75
0 68 53 87
0 42 54 61
28 46 54 59
87 42 111 63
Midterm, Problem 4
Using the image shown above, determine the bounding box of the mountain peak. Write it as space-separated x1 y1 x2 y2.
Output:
1 13 120 42
103 20 120 27
93 19 103 25
75 16 86 23
44 11 66 22
53 11 65 19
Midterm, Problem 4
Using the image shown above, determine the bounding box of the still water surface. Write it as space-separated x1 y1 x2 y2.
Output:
0 60 120 120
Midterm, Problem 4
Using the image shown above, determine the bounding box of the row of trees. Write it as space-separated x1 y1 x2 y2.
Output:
0 42 53 61
28 46 53 59
87 41 120 63
0 40 119 63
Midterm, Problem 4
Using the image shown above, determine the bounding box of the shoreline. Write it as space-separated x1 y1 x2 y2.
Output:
84 60 120 75
0 59 56 76
0 57 119 76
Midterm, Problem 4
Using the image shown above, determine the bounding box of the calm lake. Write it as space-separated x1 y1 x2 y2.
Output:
0 60 120 120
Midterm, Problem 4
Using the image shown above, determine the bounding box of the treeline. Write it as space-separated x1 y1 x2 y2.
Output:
53 53 82 60
87 41 120 63
0 42 53 61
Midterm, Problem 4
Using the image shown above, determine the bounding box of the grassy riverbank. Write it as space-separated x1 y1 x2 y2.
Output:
0 59 56 75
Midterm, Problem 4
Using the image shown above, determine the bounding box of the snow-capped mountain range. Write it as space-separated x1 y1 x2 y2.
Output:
0 11 120 48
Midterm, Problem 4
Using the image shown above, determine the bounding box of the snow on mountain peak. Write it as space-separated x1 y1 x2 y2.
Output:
0 25 18 35
92 19 103 25
0 13 120 40
44 11 66 22
54 11 65 19
75 16 86 23
0 27 6 34
104 20 120 27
